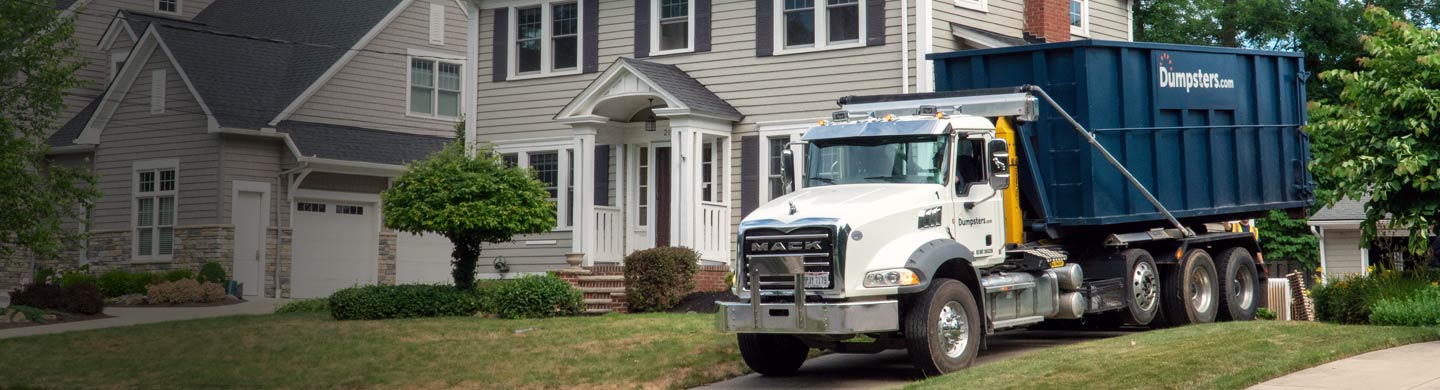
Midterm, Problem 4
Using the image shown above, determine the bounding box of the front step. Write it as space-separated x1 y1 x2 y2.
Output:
584 308 613 314
580 287 624 294
577 275 624 283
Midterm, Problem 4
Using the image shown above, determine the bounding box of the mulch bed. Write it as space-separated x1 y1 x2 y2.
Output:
107 296 246 308
0 312 112 331
667 291 739 314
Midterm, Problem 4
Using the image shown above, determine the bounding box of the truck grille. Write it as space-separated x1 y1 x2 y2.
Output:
740 227 837 291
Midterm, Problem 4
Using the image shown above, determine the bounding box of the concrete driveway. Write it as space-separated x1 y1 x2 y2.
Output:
697 329 1137 390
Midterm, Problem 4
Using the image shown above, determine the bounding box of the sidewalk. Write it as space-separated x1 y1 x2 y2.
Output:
0 298 279 339
1250 341 1440 390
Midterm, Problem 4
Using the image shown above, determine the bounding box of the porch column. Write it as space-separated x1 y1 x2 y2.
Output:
572 125 599 266
658 111 733 253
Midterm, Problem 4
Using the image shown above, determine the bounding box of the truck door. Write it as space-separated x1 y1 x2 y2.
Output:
951 134 1005 262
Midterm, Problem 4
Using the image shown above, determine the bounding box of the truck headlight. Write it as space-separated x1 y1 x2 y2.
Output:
863 268 921 288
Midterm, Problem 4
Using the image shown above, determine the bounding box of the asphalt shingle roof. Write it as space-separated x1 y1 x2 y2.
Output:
616 58 742 120
1312 196 1369 221
279 121 450 166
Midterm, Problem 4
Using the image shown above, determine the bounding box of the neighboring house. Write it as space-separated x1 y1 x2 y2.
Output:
1310 196 1436 280
2 0 475 298
461 0 1134 274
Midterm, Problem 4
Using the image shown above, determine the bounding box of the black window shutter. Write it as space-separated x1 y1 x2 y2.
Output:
740 136 759 216
492 8 508 82
755 0 772 57
594 145 610 205
696 0 712 52
866 0 885 46
634 0 650 58
584 0 599 73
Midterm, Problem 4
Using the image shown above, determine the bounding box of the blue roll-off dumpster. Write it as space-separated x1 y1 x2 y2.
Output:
929 40 1315 236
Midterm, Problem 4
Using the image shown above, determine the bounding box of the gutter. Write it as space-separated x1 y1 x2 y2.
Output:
46 144 96 155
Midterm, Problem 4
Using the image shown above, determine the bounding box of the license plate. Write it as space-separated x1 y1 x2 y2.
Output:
804 272 830 288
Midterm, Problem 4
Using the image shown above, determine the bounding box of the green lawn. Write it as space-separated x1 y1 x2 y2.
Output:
0 312 745 389
910 321 1440 390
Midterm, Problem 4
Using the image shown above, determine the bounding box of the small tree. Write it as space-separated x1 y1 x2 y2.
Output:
382 142 555 289
1310 7 1440 255
1254 210 1320 271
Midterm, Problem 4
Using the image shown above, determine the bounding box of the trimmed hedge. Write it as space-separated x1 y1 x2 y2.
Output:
275 298 329 314
1311 271 1439 324
478 274 583 319
198 261 227 284
623 247 699 313
329 284 483 320
1370 286 1440 326
164 269 194 282
8 283 104 315
97 270 164 298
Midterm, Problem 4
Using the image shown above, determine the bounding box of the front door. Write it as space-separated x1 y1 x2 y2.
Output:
951 135 1005 263
232 190 264 296
655 146 672 247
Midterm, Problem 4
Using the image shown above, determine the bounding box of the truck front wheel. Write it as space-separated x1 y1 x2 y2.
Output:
1161 249 1220 325
1120 249 1161 326
904 279 981 376
737 333 809 376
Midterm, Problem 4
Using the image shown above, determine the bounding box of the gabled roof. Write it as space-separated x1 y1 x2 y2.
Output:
279 121 449 166
614 58 742 120
556 58 742 122
1312 196 1369 222
48 98 99 148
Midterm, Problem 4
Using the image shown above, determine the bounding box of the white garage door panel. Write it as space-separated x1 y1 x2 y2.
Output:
292 201 377 299
397 232 454 284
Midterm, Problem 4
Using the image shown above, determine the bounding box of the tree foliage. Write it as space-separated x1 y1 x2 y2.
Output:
1254 210 1320 270
1 2 99 258
382 142 555 289
1309 7 1440 255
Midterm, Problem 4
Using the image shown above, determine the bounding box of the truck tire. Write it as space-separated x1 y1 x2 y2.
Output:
1215 247 1259 321
1160 249 1220 325
737 333 809 376
904 279 981 376
1120 249 1161 326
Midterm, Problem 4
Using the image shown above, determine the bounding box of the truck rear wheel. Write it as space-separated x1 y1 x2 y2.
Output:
737 333 809 376
1216 247 1259 321
904 279 981 376
1161 249 1220 325
1120 249 1161 326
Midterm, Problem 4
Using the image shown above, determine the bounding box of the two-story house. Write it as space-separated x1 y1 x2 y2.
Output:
458 0 1133 274
6 0 476 298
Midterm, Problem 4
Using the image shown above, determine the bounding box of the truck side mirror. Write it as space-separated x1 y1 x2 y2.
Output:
780 148 796 192
987 139 1010 190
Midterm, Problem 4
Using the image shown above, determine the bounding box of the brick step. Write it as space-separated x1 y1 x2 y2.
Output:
580 287 625 294
584 308 613 315
583 298 616 304
577 275 624 282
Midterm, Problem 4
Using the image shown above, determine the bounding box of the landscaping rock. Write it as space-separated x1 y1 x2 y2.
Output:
113 294 147 306
42 314 57 321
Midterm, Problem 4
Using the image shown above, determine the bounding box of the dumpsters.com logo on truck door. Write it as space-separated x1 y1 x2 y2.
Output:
1152 51 1242 110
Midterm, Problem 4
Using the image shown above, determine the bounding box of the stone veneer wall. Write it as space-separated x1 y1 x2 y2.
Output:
379 232 397 285
264 227 292 298
84 226 234 274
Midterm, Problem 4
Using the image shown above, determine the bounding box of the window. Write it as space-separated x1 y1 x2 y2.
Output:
777 0 864 52
501 153 519 167
653 0 693 53
496 145 575 230
134 160 177 260
1070 0 1088 36
758 120 810 202
511 1 582 77
336 205 365 215
766 136 790 200
637 147 649 227
409 58 462 118
702 142 715 202
297 202 327 213
955 138 987 195
955 0 987 12
565 149 575 224
156 0 179 14
804 135 949 187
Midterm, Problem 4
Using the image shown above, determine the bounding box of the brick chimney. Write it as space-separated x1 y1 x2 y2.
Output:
1024 0 1071 43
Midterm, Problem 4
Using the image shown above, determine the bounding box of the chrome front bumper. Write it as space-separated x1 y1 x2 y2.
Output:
716 300 900 334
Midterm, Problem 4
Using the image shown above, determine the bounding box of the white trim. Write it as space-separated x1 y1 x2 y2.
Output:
506 0 586 79
915 0 932 92
649 0 696 56
98 13 139 51
292 189 382 204
524 240 558 245
463 0 480 156
1307 219 1363 227
1361 247 1370 276
267 0 416 126
108 51 129 83
1069 0 1090 38
900 0 908 93
405 53 466 121
756 119 812 203
131 159 180 262
154 0 182 15
771 0 868 56
950 24 1011 49
492 140 576 232
149 69 166 114
1126 0 1133 41
1315 226 1328 282
955 0 987 12
59 0 92 19
430 2 448 45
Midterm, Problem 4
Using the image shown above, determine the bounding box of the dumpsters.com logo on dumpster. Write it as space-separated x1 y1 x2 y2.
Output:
1157 52 1235 92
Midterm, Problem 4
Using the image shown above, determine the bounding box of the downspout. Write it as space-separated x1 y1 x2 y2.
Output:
914 0 932 92
1126 0 1134 41
900 0 909 94
1312 225 1327 284
463 0 480 157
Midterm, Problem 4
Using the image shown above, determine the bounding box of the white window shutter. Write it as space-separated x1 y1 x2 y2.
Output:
429 3 445 45
150 69 166 114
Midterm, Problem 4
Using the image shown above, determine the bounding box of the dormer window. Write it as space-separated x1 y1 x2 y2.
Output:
156 0 180 15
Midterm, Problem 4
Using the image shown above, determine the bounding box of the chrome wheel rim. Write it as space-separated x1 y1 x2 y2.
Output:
1234 266 1255 310
1133 261 1159 312
1190 267 1214 314
938 301 969 358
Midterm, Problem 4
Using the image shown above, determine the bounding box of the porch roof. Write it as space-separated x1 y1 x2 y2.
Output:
555 57 742 122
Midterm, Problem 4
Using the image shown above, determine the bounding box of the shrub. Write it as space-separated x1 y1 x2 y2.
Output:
146 279 226 304
623 247 700 313
1369 286 1440 326
32 268 56 285
8 283 103 315
329 284 483 320
58 272 97 289
96 270 164 298
8 305 46 323
275 298 329 314
164 269 194 282
1256 307 1277 320
478 274 582 319
1311 271 1437 324
198 261 227 284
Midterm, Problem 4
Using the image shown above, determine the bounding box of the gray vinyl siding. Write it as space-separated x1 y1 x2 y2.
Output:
57 0 215 132
479 232 575 273
285 0 468 137
219 136 289 227
90 46 220 231
1322 228 1365 277
932 0 1024 52
298 172 389 194
1086 0 1130 41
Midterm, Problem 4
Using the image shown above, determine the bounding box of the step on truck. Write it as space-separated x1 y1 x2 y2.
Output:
716 40 1313 376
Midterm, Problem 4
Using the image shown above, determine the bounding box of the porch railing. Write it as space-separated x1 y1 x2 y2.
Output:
594 206 624 262
698 202 730 261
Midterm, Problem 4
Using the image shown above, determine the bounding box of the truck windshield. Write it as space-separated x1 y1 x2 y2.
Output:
804 135 949 187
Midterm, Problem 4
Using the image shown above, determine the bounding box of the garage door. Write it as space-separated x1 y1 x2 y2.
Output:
291 200 377 298
397 232 453 284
